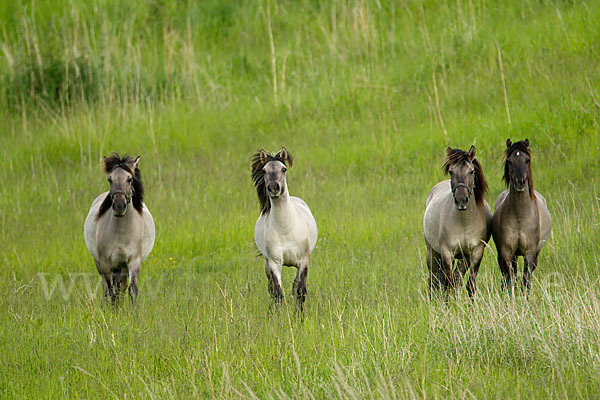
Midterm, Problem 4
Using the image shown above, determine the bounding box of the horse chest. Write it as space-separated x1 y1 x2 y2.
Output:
448 235 480 254
266 229 307 264
502 213 538 252
276 236 307 263
98 231 141 266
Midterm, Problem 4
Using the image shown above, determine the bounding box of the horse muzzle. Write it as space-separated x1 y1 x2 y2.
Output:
111 191 130 216
112 201 128 216
455 201 469 211
452 183 470 211
267 183 282 198
514 181 527 192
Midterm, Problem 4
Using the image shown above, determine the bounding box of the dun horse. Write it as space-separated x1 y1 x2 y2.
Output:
423 146 492 297
492 139 551 294
84 154 155 304
251 148 318 310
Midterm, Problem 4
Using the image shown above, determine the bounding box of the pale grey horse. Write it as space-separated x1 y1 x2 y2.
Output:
251 148 318 310
84 154 155 304
492 139 551 294
423 146 492 297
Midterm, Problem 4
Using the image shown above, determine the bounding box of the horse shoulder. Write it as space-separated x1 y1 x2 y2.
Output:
423 181 452 252
84 192 109 261
254 214 269 257
480 201 493 239
494 190 508 211
491 191 508 236
426 180 450 208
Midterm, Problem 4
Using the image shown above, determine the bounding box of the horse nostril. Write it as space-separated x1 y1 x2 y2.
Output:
273 183 280 192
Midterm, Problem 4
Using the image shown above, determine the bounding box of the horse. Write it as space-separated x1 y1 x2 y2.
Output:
423 146 492 297
251 148 318 310
492 139 551 294
84 153 155 304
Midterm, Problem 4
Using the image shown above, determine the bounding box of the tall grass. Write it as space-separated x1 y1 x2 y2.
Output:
1 0 600 398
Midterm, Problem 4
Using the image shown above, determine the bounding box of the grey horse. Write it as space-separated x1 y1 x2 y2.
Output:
424 146 492 297
84 154 155 304
251 148 318 310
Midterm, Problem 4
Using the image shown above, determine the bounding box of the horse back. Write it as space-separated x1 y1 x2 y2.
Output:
141 206 156 261
534 190 552 249
290 196 318 253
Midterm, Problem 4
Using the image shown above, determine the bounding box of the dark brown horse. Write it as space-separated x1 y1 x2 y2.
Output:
492 139 551 294
423 146 492 297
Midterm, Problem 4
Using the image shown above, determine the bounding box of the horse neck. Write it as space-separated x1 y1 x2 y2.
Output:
268 188 298 229
505 185 536 217
454 198 481 222
106 208 140 233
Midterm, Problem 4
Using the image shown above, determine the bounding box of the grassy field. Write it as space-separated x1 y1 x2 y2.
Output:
1 0 600 398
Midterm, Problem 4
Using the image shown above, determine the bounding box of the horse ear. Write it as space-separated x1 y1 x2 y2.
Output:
259 149 269 164
133 156 141 170
523 138 529 148
276 147 293 167
506 139 512 148
446 147 453 156
468 145 476 161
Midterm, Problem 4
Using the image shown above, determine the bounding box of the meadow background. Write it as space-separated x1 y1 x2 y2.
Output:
1 0 600 398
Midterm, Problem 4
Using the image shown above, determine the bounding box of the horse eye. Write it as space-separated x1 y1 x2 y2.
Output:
107 178 112 183
282 167 287 173
470 170 475 174
526 159 530 163
128 177 133 183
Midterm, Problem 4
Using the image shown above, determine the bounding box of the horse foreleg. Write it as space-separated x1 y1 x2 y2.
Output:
265 259 283 304
498 251 514 297
293 257 309 311
127 260 141 305
466 247 484 298
440 250 455 292
112 269 128 305
95 260 115 303
454 256 469 291
522 253 539 293
119 271 128 298
100 272 116 304
426 244 443 298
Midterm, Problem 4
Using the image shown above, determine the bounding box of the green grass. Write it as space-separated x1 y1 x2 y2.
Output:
1 0 600 398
